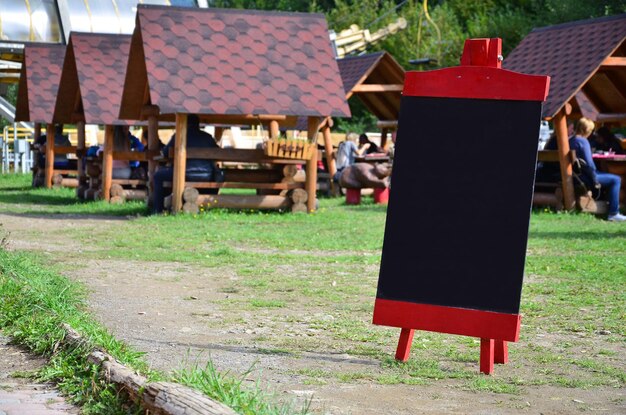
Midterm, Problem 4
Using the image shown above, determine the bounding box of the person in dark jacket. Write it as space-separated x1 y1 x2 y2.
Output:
34 125 73 169
152 114 219 213
570 118 625 222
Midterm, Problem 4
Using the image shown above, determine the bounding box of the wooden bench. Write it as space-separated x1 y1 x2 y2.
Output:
162 147 309 213
82 152 151 202
534 150 608 214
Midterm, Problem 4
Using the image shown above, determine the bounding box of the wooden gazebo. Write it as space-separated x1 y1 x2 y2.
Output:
53 32 143 201
119 5 350 213
504 14 626 209
337 51 404 150
15 43 66 188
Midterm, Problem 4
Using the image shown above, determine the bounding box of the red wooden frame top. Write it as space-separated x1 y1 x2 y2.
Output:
403 38 550 102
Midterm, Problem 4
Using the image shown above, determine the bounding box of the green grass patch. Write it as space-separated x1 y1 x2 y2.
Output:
1 173 625 397
0 173 148 216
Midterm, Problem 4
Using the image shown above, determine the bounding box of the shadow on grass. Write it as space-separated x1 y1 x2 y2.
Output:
0 186 33 192
530 230 626 240
0 192 77 206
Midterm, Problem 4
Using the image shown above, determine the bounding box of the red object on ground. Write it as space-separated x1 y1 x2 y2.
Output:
373 187 389 204
345 188 361 205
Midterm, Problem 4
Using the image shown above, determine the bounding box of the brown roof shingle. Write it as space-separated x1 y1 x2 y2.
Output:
121 5 350 119
503 14 626 119
55 33 132 125
15 44 66 123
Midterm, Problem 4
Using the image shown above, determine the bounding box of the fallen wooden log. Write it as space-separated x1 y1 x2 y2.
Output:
53 177 79 188
197 194 291 210
62 324 237 415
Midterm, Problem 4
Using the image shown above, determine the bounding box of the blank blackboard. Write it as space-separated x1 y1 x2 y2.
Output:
377 96 542 315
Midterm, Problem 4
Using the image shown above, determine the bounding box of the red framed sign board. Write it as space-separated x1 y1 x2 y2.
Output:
373 38 550 374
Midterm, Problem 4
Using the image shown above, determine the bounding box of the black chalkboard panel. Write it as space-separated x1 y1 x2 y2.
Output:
377 96 541 315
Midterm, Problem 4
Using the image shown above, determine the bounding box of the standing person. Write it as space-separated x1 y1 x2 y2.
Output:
358 133 381 155
570 118 625 222
333 132 360 183
152 114 220 213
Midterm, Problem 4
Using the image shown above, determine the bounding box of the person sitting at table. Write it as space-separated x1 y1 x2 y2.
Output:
590 126 624 155
358 133 381 155
152 114 220 213
570 117 625 222
97 126 144 180
34 124 74 170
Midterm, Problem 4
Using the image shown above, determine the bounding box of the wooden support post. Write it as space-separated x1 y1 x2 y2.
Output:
394 328 414 362
494 339 508 364
554 110 576 210
148 114 159 206
306 117 320 212
269 120 279 139
322 120 336 195
101 125 114 202
214 126 224 143
480 338 495 375
381 128 389 151
45 124 55 188
33 123 41 142
76 120 86 181
172 113 188 213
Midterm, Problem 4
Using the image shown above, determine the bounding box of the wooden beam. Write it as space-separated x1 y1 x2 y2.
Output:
352 84 404 93
172 113 188 213
376 120 398 130
45 124 55 188
601 56 626 67
166 147 305 164
596 113 626 123
196 194 291 210
553 111 576 210
306 117 321 212
101 125 114 202
322 120 336 194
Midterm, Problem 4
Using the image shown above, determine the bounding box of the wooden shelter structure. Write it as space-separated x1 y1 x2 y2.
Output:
15 43 67 188
504 14 626 210
337 51 404 148
52 32 146 202
119 5 350 213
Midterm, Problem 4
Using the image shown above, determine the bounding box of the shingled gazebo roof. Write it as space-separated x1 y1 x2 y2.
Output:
503 14 626 123
54 33 132 125
15 44 66 123
337 52 404 121
120 5 350 120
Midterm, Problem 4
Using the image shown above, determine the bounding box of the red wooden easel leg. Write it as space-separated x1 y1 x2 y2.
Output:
480 338 494 374
494 339 508 364
395 328 415 362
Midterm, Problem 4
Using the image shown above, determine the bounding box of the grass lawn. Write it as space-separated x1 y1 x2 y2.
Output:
0 173 624 405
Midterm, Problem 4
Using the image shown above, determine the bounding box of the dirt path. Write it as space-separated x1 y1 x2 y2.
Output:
1 213 624 414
